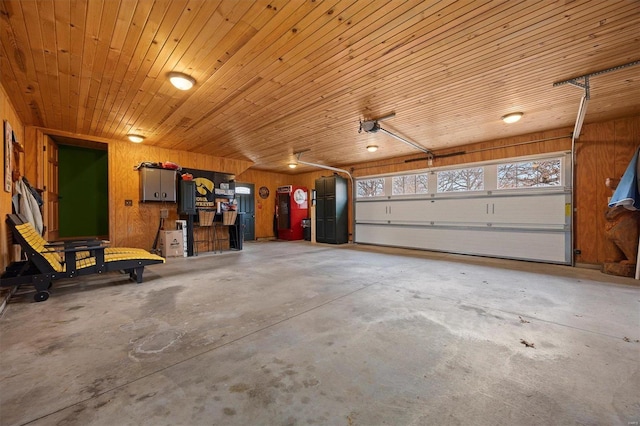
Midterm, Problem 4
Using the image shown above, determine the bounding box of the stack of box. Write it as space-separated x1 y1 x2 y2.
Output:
158 229 185 258
175 220 188 257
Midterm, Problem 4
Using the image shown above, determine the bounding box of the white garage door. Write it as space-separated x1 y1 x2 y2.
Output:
355 153 572 264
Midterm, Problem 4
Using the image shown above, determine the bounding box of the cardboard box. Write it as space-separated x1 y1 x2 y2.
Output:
159 230 184 258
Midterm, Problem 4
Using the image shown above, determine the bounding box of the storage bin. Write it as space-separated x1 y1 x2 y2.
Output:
198 210 215 226
223 211 237 225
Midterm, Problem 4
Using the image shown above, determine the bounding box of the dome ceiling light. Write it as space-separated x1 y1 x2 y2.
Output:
127 134 145 143
501 112 523 123
168 72 196 90
366 145 378 152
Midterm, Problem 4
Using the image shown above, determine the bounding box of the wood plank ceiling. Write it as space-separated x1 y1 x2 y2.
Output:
1 0 639 172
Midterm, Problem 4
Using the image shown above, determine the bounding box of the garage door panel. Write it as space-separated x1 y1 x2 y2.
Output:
354 153 572 265
490 193 568 225
356 224 569 264
355 200 388 222
355 191 571 264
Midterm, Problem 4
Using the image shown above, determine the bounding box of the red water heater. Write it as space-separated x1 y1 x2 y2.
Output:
276 185 308 240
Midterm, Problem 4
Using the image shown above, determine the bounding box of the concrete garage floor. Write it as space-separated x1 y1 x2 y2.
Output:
1 241 639 426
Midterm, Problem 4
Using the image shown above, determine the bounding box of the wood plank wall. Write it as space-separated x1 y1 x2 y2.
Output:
0 85 24 272
575 117 640 265
295 127 574 245
3 115 638 268
294 117 640 266
108 139 253 249
235 169 290 239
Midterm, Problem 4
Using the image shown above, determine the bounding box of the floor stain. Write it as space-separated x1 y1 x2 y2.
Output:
229 383 250 393
227 360 320 409
143 285 185 314
131 329 184 358
94 399 110 409
56 404 87 425
520 338 535 348
38 341 66 356
303 378 319 388
83 376 115 398
54 317 79 324
459 304 503 320
247 385 275 407
136 392 157 402
66 305 84 311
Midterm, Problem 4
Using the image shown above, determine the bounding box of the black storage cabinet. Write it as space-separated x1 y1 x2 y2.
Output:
178 180 197 215
315 174 348 244
230 212 244 250
178 180 197 256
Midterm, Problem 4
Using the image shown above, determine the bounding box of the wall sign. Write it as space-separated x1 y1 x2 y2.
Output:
183 168 216 209
180 168 236 210
293 188 307 205
259 186 270 199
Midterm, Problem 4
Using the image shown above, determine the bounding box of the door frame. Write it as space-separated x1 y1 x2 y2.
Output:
235 182 255 241
37 128 110 242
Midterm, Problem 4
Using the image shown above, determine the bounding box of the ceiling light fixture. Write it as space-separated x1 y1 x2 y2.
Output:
288 163 298 169
168 72 196 90
127 134 145 143
366 145 378 152
502 112 523 123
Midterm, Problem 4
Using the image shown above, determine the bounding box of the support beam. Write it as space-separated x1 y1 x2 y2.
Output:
378 127 433 155
552 60 640 87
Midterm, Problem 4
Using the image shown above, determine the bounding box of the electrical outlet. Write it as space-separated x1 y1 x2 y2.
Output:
160 208 168 219
124 200 133 206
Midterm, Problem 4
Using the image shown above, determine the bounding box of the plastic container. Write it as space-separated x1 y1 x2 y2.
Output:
301 218 311 241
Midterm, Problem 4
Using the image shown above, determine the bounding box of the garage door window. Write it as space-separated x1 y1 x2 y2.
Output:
357 178 385 197
355 153 568 199
497 159 562 189
392 174 428 195
437 167 484 193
